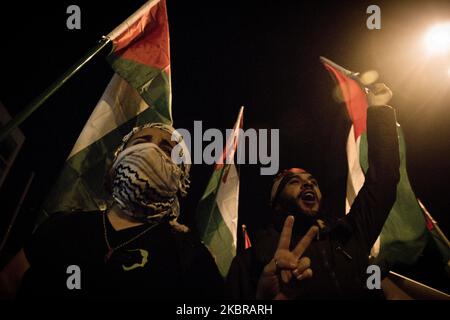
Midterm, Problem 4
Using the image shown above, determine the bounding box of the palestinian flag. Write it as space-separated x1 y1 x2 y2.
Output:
196 107 243 278
320 56 430 266
42 0 171 220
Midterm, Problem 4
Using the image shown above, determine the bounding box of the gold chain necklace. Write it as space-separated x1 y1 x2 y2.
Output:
103 212 157 263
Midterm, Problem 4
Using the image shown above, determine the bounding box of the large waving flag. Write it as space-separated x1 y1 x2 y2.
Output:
42 0 171 220
320 57 447 268
196 107 243 277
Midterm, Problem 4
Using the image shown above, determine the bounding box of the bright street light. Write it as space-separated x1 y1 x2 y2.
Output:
424 22 450 56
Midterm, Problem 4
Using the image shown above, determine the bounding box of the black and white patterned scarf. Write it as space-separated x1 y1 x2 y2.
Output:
111 123 191 232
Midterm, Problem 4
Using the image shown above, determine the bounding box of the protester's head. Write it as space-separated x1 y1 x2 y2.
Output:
270 168 322 219
106 123 191 231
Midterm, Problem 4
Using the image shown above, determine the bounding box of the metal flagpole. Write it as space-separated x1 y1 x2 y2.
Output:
0 0 161 143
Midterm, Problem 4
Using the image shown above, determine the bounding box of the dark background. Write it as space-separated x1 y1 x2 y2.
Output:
0 0 449 291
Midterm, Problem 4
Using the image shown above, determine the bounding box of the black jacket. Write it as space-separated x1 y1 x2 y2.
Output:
226 105 400 299
20 212 224 299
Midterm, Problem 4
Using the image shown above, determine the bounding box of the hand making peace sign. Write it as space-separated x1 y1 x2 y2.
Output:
256 215 319 300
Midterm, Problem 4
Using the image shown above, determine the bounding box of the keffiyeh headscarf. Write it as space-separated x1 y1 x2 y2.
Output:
111 123 191 232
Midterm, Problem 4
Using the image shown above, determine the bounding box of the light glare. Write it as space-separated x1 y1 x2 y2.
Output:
424 23 450 55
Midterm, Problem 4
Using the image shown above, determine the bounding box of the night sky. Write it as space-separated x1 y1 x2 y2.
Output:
1 0 449 289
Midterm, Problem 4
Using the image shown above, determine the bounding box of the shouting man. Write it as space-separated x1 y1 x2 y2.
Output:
226 84 400 299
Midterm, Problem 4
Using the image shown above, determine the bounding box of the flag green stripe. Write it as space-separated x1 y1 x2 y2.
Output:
198 199 235 277
108 56 172 124
197 168 222 235
41 104 166 223
359 128 428 266
196 166 236 277
197 200 235 277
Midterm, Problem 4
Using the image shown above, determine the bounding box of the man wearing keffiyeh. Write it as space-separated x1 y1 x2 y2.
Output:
0 123 223 300
107 123 191 232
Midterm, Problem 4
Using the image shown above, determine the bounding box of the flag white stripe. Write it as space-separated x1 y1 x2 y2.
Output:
345 126 364 213
214 107 243 253
216 164 239 251
68 74 150 159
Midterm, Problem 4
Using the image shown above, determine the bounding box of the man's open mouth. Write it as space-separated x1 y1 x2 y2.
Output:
299 190 316 203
